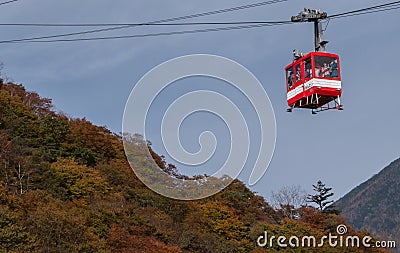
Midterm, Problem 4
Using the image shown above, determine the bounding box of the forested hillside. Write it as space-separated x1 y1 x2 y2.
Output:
0 80 391 252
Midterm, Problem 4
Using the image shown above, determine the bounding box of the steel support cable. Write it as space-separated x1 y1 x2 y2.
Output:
0 0 289 43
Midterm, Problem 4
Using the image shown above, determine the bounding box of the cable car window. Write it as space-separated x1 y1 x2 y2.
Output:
295 64 301 82
287 68 294 90
304 58 312 78
314 56 339 78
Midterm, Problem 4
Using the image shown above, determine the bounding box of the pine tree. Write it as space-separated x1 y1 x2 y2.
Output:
307 180 334 210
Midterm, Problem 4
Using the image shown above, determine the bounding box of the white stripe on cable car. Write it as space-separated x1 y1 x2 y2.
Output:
304 79 341 90
287 85 303 100
287 79 341 100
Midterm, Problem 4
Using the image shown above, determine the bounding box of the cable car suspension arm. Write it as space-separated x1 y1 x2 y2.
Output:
291 9 328 52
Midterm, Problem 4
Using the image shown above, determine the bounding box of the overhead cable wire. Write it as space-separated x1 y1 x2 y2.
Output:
0 0 397 27
0 21 291 27
329 5 400 19
1 23 288 43
0 0 399 44
0 0 19 6
328 0 400 18
0 0 289 43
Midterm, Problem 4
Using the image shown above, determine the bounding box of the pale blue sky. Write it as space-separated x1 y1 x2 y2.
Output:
0 0 398 201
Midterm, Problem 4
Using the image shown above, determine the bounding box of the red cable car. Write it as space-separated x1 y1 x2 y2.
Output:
285 51 342 113
286 8 343 114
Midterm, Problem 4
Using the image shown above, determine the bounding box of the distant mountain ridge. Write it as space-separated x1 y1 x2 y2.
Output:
335 158 400 248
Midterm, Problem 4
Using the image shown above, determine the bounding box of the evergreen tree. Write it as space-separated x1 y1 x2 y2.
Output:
307 180 334 210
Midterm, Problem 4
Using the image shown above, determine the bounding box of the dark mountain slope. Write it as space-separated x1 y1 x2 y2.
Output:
335 158 400 244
